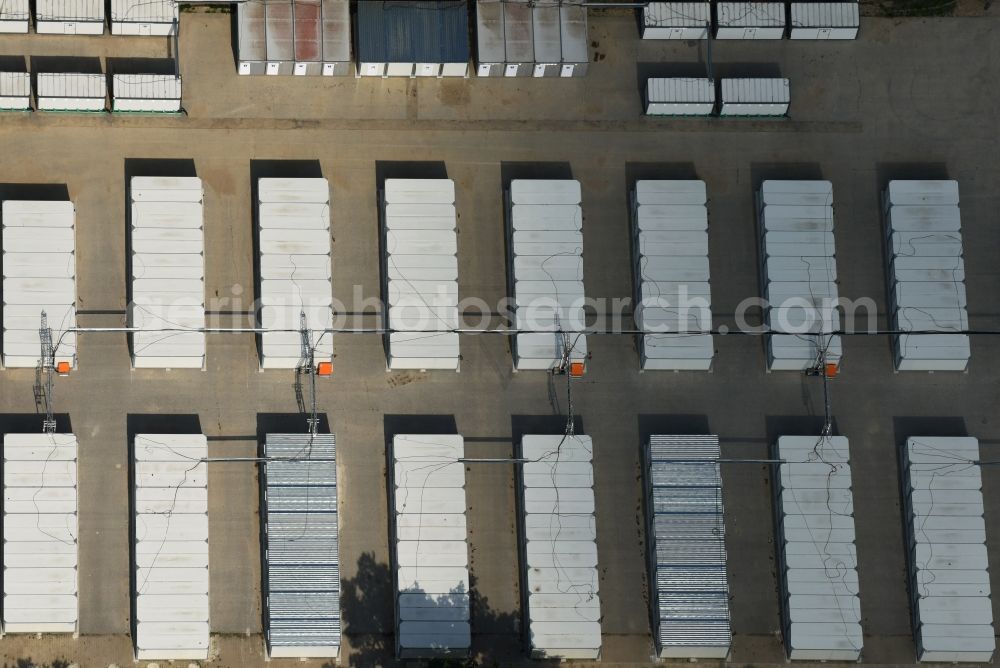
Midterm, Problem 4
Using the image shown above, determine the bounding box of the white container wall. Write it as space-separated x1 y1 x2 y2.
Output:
3 433 79 634
715 1 785 39
35 0 104 33
757 180 840 370
532 4 561 77
129 177 205 368
35 73 106 112
475 0 505 76
720 78 789 116
256 178 333 369
112 74 182 112
642 2 710 39
774 436 863 660
133 434 209 660
632 180 713 369
0 72 31 110
263 433 340 659
391 435 470 658
789 2 859 39
110 0 177 35
902 437 995 662
1 200 77 369
883 180 969 371
645 78 715 116
645 435 731 658
503 1 534 76
381 179 460 370
507 180 588 370
519 435 601 659
0 0 29 32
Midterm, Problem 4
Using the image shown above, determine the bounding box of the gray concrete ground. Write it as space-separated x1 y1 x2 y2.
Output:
0 8 998 668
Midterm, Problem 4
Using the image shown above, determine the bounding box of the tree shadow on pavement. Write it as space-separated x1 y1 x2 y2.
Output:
341 552 544 667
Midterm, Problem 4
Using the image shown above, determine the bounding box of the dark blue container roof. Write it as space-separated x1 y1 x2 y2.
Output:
356 0 470 64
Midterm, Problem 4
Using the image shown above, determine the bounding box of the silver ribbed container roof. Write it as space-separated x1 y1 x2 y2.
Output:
645 435 731 659
263 433 340 659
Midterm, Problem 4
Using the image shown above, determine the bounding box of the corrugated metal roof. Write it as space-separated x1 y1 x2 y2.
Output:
293 0 321 62
263 433 340 658
133 434 209 660
321 0 350 63
0 0 30 21
2 433 79 634
35 0 103 20
266 0 294 61
356 0 470 65
238 1 267 61
257 178 333 368
35 73 106 99
110 0 176 23
644 2 711 28
114 75 181 101
0 71 30 97
716 1 784 27
645 435 730 658
790 2 858 28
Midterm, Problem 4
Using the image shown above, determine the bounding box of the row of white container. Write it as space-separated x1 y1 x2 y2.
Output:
0 0 176 34
773 436 863 660
1 199 77 369
644 435 731 659
380 179 461 371
130 177 206 368
631 180 714 370
757 180 841 371
256 177 334 369
882 180 970 371
641 2 859 40
901 437 994 662
390 435 470 659
133 434 210 660
3 433 80 634
505 180 589 371
262 433 341 660
518 434 602 660
0 72 182 112
645 78 790 117
236 0 351 76
474 0 588 78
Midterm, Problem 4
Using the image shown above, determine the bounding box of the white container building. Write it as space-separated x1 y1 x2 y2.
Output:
642 2 710 39
518 434 601 659
645 77 715 116
390 435 470 658
110 0 177 35
256 178 333 369
789 2 859 39
644 435 731 658
380 179 460 371
0 0 29 32
720 78 789 116
475 0 505 77
631 180 713 370
715 2 786 39
35 73 106 112
133 434 209 660
262 433 340 659
503 1 535 76
532 3 561 77
0 72 31 111
558 2 588 77
902 437 995 662
506 180 588 371
129 177 205 368
238 1 266 74
35 0 104 33
757 180 840 371
774 436 863 660
883 180 969 371
1 200 77 369
3 433 79 634
112 74 182 113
